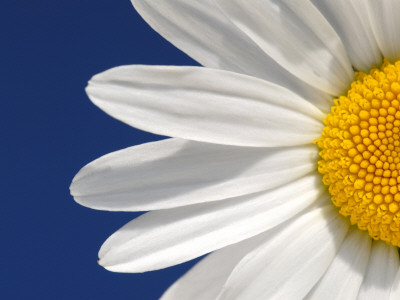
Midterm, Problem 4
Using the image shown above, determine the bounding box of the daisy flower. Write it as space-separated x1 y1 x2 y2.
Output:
71 1 400 299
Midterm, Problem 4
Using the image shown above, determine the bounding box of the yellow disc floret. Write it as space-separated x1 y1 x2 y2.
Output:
315 59 400 247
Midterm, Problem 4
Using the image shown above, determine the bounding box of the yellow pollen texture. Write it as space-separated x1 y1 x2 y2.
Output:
315 59 400 247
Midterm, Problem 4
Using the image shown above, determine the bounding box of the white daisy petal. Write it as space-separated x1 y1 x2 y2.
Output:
162 203 324 300
71 138 318 211
305 227 372 300
311 0 381 71
357 241 399 300
86 65 324 147
129 0 281 75
391 267 400 300
215 0 353 95
367 0 400 62
217 205 349 299
98 175 324 272
130 0 333 113
161 232 268 300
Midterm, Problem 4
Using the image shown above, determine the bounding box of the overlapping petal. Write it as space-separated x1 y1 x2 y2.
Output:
367 1 400 62
216 0 353 95
216 205 349 299
305 227 371 300
98 175 324 272
311 0 381 71
71 138 318 211
161 232 268 300
86 65 324 147
130 0 333 112
357 241 399 299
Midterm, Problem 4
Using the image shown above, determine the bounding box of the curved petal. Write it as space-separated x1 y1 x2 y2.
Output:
98 175 325 272
305 227 371 300
311 0 381 71
217 205 349 299
161 203 327 300
71 138 318 211
357 241 399 299
367 0 400 61
216 0 353 95
161 232 267 300
86 65 324 147
130 0 333 113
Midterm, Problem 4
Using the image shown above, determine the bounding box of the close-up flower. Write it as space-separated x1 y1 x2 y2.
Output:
71 1 400 299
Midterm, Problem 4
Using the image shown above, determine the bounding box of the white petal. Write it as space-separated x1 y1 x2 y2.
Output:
357 241 399 300
217 205 349 299
71 138 318 211
98 175 325 272
130 0 333 113
216 0 353 95
311 0 381 71
391 267 400 300
87 66 324 147
305 227 372 300
367 0 400 61
161 233 267 300
162 203 325 300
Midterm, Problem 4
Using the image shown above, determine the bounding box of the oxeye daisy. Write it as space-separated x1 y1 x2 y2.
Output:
71 1 400 299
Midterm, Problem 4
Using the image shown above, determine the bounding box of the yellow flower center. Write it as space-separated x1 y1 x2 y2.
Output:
315 59 400 247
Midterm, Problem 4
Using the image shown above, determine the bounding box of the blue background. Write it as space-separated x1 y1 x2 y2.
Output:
3 1 200 299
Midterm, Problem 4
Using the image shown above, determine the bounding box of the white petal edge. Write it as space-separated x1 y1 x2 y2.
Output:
71 138 318 211
367 0 400 62
305 227 371 300
215 0 353 95
161 231 269 300
357 241 399 300
311 0 381 71
217 205 349 299
86 65 324 147
98 175 325 272
161 202 326 300
130 0 333 113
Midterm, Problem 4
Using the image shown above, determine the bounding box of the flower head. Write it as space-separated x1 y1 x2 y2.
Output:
71 1 400 299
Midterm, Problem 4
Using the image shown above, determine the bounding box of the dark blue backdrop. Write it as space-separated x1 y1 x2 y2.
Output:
3 1 200 299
